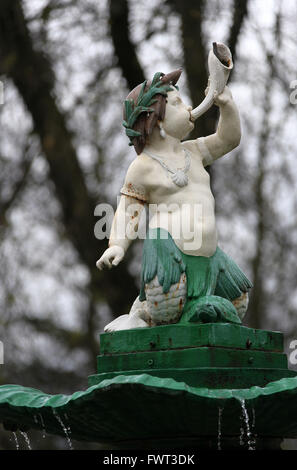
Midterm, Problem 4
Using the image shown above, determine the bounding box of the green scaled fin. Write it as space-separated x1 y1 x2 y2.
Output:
188 295 242 325
139 229 185 301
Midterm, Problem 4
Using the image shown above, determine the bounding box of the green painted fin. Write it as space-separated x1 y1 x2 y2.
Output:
139 229 253 318
180 246 252 301
184 295 242 324
139 228 185 301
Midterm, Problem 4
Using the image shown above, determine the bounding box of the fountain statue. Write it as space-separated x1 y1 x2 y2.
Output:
0 43 297 450
96 42 251 332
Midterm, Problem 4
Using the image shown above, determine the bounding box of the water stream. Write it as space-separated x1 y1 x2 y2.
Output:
52 409 74 450
217 407 223 450
39 413 46 438
12 432 19 450
20 431 32 450
239 399 255 450
252 407 256 431
34 413 47 440
239 421 245 446
63 413 73 444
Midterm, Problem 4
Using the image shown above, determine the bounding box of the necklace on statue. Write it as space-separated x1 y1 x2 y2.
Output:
144 148 191 187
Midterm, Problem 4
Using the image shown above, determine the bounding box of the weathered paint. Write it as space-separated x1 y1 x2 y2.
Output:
93 323 289 390
97 347 288 373
100 323 284 355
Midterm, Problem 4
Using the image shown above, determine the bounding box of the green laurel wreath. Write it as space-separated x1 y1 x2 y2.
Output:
122 72 174 145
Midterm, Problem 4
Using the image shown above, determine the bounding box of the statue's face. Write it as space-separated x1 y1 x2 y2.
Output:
162 89 194 140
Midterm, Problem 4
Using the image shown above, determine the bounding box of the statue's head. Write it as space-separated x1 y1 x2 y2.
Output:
123 69 192 154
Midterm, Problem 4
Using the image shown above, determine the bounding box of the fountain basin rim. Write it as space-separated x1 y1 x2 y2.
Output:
1 373 297 408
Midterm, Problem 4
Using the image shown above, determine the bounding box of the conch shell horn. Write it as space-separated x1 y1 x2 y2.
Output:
191 42 233 121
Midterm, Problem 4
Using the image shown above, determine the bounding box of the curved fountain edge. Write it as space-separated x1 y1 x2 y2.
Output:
1 373 297 407
0 374 297 442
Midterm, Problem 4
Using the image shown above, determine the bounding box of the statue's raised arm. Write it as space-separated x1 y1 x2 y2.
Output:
185 85 241 167
184 42 241 166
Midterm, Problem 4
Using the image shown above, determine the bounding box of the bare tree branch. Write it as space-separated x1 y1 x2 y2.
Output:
109 0 145 90
0 151 33 223
167 0 214 138
0 0 138 331
227 0 249 63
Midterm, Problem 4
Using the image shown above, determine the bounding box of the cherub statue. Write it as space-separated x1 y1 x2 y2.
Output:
97 43 252 332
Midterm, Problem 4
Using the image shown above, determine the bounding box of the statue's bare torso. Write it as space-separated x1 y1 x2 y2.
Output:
136 142 217 256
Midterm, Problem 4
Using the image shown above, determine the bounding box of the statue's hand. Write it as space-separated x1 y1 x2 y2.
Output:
96 246 124 270
204 80 233 106
213 86 233 106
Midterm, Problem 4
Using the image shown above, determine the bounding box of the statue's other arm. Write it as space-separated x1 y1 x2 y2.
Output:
189 87 241 166
96 160 147 270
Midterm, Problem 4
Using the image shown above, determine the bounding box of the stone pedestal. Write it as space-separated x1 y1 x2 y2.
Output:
89 323 295 389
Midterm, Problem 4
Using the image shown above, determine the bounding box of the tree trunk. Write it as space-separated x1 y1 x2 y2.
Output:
0 0 138 340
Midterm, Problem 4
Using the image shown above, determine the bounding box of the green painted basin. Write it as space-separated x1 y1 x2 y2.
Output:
0 323 296 446
0 373 297 444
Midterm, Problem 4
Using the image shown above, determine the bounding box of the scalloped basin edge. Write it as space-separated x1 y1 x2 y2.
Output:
0 374 297 443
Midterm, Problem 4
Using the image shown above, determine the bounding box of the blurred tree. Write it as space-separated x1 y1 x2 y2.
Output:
0 0 139 366
110 0 249 139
